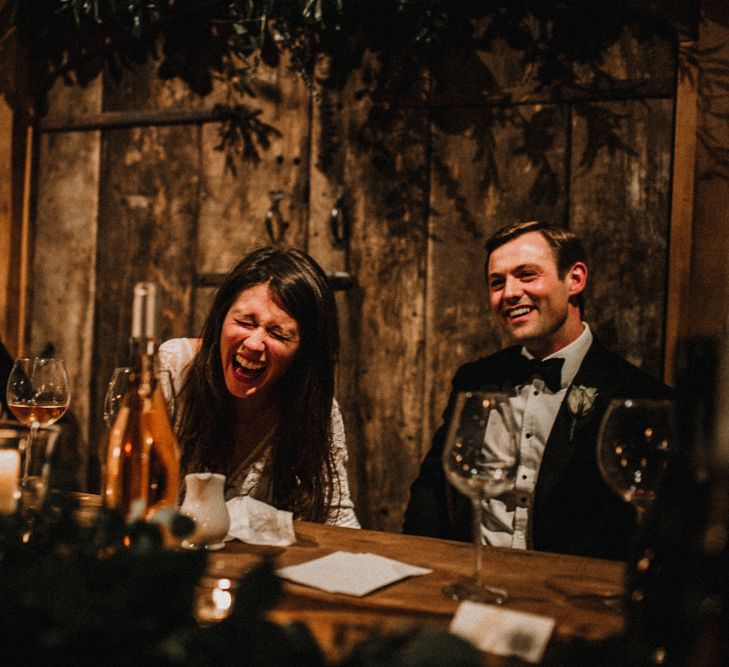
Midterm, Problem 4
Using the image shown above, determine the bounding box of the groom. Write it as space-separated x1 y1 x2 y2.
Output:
403 221 671 561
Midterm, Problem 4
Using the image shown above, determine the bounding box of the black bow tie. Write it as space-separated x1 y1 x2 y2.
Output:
512 356 565 393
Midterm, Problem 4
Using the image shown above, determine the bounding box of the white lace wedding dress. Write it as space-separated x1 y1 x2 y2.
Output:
159 338 360 528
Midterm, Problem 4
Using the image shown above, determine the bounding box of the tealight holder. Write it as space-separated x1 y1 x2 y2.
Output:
0 448 20 515
0 422 60 524
194 575 238 624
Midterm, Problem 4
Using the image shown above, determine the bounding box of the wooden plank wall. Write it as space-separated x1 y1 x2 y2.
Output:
689 3 729 339
312 63 431 529
29 79 102 484
89 64 200 485
28 23 676 531
0 96 12 349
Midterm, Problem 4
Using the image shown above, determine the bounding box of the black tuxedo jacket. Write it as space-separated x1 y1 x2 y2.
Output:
402 338 672 561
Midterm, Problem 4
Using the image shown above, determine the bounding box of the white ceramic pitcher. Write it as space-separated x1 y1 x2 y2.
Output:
180 472 230 551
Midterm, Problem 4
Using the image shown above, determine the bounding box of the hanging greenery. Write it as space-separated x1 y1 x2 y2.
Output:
0 1 677 116
0 1 682 209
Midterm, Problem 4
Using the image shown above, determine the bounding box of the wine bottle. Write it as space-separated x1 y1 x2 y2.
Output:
102 282 180 520
625 338 728 665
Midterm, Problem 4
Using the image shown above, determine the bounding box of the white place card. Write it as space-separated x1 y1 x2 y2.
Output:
450 600 555 664
277 551 432 596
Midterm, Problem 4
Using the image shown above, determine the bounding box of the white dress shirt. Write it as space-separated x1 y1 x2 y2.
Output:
481 323 593 548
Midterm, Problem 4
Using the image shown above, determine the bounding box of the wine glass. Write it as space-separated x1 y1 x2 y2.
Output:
442 391 519 604
6 358 69 539
597 398 676 525
104 367 175 427
103 367 131 428
6 358 70 482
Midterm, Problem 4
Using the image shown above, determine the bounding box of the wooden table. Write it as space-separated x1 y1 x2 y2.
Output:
206 522 626 663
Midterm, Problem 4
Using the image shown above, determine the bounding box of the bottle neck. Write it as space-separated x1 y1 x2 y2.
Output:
129 337 157 398
129 281 159 390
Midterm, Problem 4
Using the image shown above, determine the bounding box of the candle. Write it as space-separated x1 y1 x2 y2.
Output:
0 450 20 514
194 577 236 624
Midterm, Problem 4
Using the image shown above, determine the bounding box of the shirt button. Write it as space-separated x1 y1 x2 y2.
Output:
533 390 539 396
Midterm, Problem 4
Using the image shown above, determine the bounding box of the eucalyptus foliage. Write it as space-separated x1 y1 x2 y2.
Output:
0 1 680 208
1 1 674 114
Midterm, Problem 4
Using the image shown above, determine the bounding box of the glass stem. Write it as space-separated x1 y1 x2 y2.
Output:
22 423 38 481
472 494 484 585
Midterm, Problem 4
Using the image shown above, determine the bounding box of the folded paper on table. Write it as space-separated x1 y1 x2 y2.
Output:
449 600 555 664
225 496 296 546
276 551 432 596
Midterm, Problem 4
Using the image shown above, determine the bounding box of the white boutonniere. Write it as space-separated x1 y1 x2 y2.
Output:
567 385 598 440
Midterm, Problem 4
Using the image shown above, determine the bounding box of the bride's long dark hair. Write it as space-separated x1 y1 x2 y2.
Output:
176 247 339 521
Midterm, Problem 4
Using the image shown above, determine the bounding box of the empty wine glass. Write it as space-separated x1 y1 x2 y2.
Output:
6 358 70 483
103 367 131 428
442 391 519 604
104 367 175 427
597 398 676 525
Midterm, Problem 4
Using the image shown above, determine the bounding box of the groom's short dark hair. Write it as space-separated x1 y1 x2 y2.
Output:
485 220 587 313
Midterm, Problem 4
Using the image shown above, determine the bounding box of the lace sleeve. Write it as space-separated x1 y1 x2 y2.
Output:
326 399 360 528
158 338 200 395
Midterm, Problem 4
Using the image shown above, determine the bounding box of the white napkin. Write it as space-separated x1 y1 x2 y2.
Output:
449 600 555 664
276 551 432 596
224 496 296 546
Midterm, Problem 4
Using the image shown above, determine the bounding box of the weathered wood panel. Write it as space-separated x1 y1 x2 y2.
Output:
430 19 674 107
425 104 568 457
323 87 428 532
89 64 199 488
348 113 429 531
307 57 358 507
30 76 102 485
195 56 310 285
665 43 698 383
188 55 310 339
310 48 432 531
572 23 675 96
567 25 675 379
570 98 673 378
689 9 729 339
0 96 12 347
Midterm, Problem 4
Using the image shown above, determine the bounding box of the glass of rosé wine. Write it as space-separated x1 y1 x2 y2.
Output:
6 358 69 501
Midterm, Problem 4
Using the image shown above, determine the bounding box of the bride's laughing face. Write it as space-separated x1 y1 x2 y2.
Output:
219 283 300 401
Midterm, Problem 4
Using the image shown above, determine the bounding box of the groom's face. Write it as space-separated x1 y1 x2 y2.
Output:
487 231 581 358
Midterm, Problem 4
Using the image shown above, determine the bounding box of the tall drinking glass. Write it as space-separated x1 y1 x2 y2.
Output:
442 391 519 604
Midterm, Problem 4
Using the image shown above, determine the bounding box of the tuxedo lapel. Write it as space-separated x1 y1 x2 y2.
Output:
534 341 614 509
